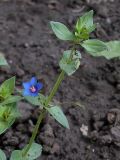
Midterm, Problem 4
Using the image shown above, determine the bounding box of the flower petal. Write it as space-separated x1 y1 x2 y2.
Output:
30 77 37 85
31 92 39 97
23 82 31 89
36 82 43 91
23 89 31 96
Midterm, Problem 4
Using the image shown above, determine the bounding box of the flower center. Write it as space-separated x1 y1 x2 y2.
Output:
30 86 37 93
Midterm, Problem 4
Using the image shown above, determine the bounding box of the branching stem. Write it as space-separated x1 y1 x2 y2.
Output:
22 46 76 157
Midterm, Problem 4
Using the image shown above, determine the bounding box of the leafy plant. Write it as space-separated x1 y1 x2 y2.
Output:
0 10 120 159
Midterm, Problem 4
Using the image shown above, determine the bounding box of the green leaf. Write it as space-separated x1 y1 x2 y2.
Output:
10 143 42 160
24 96 40 106
76 10 95 33
23 94 46 108
23 143 42 160
19 88 46 108
1 96 23 105
0 53 8 66
87 24 96 33
10 150 23 160
0 77 16 99
75 28 89 41
59 50 81 76
47 105 69 129
81 39 107 56
38 94 47 108
50 21 75 41
0 103 19 135
0 149 6 160
98 41 120 59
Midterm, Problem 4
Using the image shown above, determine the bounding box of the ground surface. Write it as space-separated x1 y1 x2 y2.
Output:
0 0 120 159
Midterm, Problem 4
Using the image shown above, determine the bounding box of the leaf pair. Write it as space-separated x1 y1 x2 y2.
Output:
59 50 81 76
10 143 42 160
0 77 22 135
0 103 20 135
50 10 120 60
0 143 42 160
23 94 70 129
75 10 95 35
50 10 96 42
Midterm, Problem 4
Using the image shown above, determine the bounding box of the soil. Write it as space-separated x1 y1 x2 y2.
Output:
0 0 120 159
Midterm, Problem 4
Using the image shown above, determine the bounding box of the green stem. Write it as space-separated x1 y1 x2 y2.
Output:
45 70 65 106
22 70 65 157
22 109 46 157
22 46 76 157
45 47 75 106
68 47 75 63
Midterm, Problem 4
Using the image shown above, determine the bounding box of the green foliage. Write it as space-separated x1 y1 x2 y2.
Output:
50 11 96 42
0 149 6 160
15 89 46 107
47 104 69 129
38 94 47 108
50 21 75 41
76 10 94 32
23 143 42 160
75 10 96 41
0 103 20 135
0 77 15 100
24 96 41 106
59 50 81 76
10 150 23 160
1 10 120 160
97 41 120 59
81 40 120 60
10 143 42 160
81 39 107 56
0 53 8 66
0 96 23 106
75 28 89 42
23 94 46 109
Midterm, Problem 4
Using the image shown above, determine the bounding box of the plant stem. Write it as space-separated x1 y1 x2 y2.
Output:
45 70 65 106
22 46 75 157
22 109 46 157
45 47 75 106
22 70 65 157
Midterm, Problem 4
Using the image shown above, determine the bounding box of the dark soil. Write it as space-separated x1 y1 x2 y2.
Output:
0 0 120 159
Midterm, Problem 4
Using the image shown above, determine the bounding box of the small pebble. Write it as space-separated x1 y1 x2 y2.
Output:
51 143 60 154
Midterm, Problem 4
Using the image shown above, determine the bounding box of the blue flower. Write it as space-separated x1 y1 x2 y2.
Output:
22 77 43 97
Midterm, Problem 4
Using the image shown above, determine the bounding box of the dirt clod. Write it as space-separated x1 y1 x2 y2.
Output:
89 108 120 147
